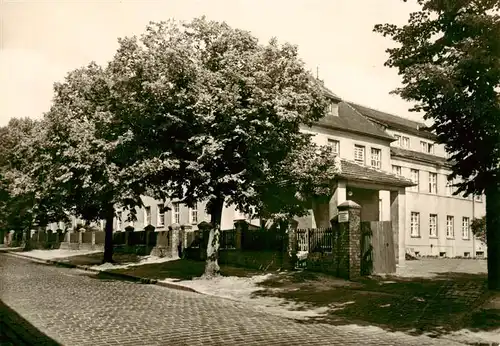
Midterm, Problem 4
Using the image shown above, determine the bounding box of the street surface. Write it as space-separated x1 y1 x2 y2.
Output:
0 253 469 346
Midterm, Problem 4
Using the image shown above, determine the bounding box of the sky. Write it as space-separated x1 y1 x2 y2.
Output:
0 0 424 127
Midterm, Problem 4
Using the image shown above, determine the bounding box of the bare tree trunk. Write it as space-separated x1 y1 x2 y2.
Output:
204 196 224 277
102 205 115 264
486 185 500 291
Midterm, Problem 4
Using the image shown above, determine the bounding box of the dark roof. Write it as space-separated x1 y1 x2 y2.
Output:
349 102 437 141
391 147 451 168
321 84 342 101
315 102 395 141
338 159 416 188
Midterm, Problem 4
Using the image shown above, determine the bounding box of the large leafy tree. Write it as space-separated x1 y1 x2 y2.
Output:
40 63 172 262
0 118 67 248
374 0 500 289
105 17 340 276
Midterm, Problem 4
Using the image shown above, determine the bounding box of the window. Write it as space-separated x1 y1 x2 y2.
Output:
411 212 420 237
446 216 454 238
401 136 410 148
116 211 122 231
429 214 438 237
327 102 339 116
429 172 438 194
144 206 152 226
157 204 165 227
327 139 340 155
446 180 454 196
462 217 470 240
393 134 401 146
190 204 198 224
474 194 483 202
354 145 365 164
370 148 382 169
172 202 180 224
421 141 434 154
392 165 402 176
410 169 419 191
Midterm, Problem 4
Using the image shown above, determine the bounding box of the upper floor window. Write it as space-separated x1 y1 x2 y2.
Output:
354 145 365 164
172 202 180 224
421 141 434 154
327 139 340 155
327 102 339 116
157 204 165 227
392 165 402 176
370 148 382 169
190 204 198 224
446 180 454 196
410 169 419 191
401 136 410 148
429 172 438 194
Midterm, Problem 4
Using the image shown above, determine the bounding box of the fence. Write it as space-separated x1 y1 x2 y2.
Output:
296 228 334 253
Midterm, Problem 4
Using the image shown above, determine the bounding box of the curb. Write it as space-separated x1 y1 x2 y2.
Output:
5 251 198 294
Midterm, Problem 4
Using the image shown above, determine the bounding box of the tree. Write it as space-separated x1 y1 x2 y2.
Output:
471 216 487 243
374 0 500 289
0 118 67 248
40 62 170 263
105 17 340 276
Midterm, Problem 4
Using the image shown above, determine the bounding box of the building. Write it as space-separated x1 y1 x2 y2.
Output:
47 84 487 261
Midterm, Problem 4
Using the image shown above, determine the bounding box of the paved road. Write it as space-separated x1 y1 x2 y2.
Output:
0 254 467 346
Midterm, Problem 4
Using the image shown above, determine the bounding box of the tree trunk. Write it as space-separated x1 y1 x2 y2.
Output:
486 185 500 291
102 205 115 264
204 196 224 277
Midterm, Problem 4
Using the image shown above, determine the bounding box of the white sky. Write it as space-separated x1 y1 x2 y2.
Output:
0 0 423 127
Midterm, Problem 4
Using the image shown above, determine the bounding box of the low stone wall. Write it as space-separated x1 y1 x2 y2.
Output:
219 250 292 271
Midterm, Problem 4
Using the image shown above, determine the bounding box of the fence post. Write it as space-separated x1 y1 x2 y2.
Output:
125 225 134 247
171 223 180 259
337 200 362 280
144 224 155 254
287 220 299 269
234 220 247 250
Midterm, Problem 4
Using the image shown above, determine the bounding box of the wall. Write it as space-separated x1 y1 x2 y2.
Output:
301 125 392 172
389 154 487 257
348 187 379 222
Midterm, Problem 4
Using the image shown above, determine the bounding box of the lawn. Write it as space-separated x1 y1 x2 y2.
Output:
108 259 264 281
61 252 141 266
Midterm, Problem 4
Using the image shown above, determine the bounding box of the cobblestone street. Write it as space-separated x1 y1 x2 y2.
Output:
0 254 473 346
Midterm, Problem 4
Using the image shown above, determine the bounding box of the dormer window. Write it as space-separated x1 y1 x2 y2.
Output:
420 141 434 154
327 102 339 116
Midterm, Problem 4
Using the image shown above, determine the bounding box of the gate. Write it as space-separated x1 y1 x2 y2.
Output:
360 221 396 275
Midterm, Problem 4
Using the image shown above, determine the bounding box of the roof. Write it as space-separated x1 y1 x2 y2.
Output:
315 102 395 141
338 159 416 188
391 147 451 168
349 102 437 141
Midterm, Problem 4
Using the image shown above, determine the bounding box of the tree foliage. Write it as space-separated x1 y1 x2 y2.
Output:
375 0 500 290
374 0 500 196
471 215 486 243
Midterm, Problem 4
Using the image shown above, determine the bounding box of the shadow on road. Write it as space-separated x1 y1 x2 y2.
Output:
256 271 500 337
0 299 61 346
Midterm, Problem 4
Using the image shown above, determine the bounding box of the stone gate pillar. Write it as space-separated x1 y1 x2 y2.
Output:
337 200 362 280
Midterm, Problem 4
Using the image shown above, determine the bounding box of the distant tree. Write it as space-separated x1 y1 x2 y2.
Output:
0 118 67 249
40 63 171 263
375 0 500 289
106 17 340 276
471 216 487 243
